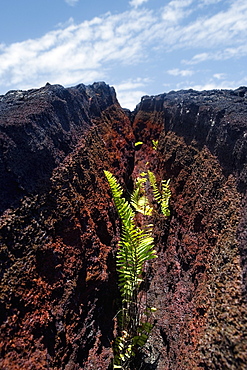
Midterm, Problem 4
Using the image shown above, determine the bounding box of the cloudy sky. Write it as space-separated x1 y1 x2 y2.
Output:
0 0 247 109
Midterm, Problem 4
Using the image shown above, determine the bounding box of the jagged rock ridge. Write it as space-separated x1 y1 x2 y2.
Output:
0 82 117 214
0 83 246 369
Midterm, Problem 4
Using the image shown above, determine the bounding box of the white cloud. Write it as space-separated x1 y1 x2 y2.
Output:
189 80 240 91
0 0 247 103
199 0 223 5
162 0 193 23
183 52 210 64
0 9 155 91
65 0 79 6
213 73 227 80
116 88 147 110
184 44 247 65
175 0 247 49
181 74 247 92
167 68 194 77
118 89 147 110
115 78 150 110
115 77 150 91
129 0 149 9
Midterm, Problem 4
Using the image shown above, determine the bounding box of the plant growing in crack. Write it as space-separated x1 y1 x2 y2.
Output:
148 170 171 217
104 169 171 369
152 139 159 151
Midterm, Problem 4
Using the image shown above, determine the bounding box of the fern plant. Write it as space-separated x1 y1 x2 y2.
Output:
148 170 171 216
104 169 170 369
104 170 157 368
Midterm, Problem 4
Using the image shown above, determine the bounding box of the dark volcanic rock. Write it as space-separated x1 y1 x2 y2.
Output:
132 88 247 369
0 83 134 369
0 84 247 369
0 82 117 214
134 88 247 186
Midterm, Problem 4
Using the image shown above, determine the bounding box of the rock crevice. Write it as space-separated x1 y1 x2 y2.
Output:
0 83 247 369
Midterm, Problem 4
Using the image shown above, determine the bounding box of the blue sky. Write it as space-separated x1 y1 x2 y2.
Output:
0 0 247 109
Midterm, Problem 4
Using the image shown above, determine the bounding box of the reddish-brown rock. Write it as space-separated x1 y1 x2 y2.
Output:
0 83 134 369
132 88 247 369
0 84 247 369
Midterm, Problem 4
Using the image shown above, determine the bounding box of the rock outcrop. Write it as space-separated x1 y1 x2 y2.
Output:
132 87 247 369
0 82 118 214
0 83 246 369
0 82 134 369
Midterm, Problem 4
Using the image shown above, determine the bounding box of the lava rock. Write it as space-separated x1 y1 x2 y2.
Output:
1 84 247 369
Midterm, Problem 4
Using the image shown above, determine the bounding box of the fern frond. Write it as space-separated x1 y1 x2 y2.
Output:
161 179 171 216
104 170 134 228
148 170 171 216
148 170 162 203
116 223 156 302
131 176 153 216
117 227 156 302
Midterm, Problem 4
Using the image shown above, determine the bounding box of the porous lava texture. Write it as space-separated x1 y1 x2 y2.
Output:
132 87 247 369
0 83 247 369
0 82 135 369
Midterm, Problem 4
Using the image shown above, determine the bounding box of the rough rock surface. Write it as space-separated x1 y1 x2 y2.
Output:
0 82 118 214
0 83 247 369
0 82 135 369
132 87 247 369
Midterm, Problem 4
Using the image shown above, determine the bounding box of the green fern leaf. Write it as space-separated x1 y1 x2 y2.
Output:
148 170 171 216
161 179 171 216
104 170 159 367
131 176 153 216
148 170 162 203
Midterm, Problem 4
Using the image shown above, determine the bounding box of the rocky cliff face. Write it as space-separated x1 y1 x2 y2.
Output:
132 88 247 369
0 82 119 214
0 83 246 369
